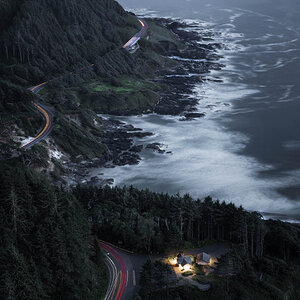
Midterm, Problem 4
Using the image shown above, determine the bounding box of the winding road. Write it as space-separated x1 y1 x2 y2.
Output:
123 19 148 49
19 101 54 150
19 83 54 149
100 240 230 300
20 17 147 150
19 16 148 299
101 242 127 300
100 241 148 300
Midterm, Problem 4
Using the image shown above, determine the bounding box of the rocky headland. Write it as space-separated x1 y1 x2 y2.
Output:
61 17 224 187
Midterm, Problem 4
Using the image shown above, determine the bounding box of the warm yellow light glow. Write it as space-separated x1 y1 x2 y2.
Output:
169 258 177 265
183 264 191 271
209 257 218 267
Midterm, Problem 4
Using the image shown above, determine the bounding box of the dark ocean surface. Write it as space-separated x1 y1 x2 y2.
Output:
94 0 300 221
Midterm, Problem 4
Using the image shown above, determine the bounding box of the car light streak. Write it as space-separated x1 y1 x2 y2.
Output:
105 255 118 300
19 103 51 149
123 18 147 49
21 17 146 151
100 242 127 300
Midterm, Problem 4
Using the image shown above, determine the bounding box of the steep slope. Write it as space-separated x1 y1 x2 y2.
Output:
0 0 137 81
0 163 108 299
0 0 183 179
0 0 147 159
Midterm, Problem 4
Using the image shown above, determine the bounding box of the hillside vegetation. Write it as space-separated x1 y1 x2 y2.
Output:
0 0 180 164
0 163 108 299
74 185 300 300
1 162 299 299
0 0 134 155
0 0 135 84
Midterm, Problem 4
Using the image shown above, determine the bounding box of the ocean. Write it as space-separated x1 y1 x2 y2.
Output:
93 0 300 221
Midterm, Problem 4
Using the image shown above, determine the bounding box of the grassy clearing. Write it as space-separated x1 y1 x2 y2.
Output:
87 76 161 94
67 75 164 114
182 271 194 277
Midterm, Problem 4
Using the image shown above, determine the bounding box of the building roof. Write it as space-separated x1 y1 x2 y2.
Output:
197 252 211 264
177 254 192 266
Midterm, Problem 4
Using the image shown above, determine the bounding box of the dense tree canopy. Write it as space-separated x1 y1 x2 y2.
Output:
75 185 300 300
0 164 107 299
74 185 274 256
0 0 141 108
1 162 299 299
0 0 148 160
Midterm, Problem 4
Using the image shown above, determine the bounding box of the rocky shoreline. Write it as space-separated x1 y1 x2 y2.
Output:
61 17 224 187
154 19 223 115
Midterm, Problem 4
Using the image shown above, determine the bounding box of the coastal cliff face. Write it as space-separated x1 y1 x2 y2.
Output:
0 0 146 116
0 0 176 169
0 0 222 186
0 0 134 158
1 0 129 77
1 2 300 300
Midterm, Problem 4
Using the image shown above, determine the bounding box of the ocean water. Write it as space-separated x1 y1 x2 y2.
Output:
92 0 300 221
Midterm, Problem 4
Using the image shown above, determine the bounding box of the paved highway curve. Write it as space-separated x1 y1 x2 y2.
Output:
100 240 148 300
123 19 148 49
101 241 127 300
19 81 54 150
20 16 148 299
20 101 54 150
20 18 147 150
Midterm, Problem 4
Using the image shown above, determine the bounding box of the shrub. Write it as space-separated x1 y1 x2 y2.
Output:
182 271 193 277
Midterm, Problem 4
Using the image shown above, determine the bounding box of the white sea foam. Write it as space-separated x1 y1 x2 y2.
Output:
165 74 200 78
94 4 300 217
168 56 209 63
50 149 63 160
20 136 34 146
91 113 299 214
283 140 300 150
229 13 244 23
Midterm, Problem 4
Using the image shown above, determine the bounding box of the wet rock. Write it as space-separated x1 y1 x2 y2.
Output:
123 124 142 131
104 164 115 168
146 143 165 154
129 145 143 153
206 78 223 83
106 178 114 185
167 21 182 31
128 132 153 138
108 118 125 126
202 37 214 41
113 152 141 166
86 176 114 187
184 112 205 119
74 168 89 177
206 105 217 109
154 18 223 116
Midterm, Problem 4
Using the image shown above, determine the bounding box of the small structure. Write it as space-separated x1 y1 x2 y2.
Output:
177 253 192 271
197 252 211 265
127 42 140 54
123 36 141 54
